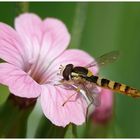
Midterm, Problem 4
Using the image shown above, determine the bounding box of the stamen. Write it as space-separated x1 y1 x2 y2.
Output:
25 58 35 74
28 58 36 64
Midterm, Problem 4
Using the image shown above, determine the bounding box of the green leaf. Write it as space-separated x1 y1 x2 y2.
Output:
35 115 67 138
69 3 88 49
0 85 9 105
0 94 36 138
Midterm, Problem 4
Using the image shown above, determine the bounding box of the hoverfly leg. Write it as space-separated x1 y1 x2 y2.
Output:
62 92 77 106
53 79 70 88
86 101 93 123
80 84 96 122
54 83 62 86
62 86 81 106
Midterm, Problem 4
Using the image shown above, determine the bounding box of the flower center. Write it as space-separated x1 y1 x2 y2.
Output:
26 59 44 84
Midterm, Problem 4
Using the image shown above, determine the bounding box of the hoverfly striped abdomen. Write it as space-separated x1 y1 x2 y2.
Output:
113 82 121 90
85 76 140 98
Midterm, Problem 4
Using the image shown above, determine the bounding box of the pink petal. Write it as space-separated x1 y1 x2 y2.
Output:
15 13 42 63
15 14 70 78
40 49 98 83
0 23 27 69
42 18 70 60
41 84 87 127
100 89 113 108
31 18 71 79
0 63 41 98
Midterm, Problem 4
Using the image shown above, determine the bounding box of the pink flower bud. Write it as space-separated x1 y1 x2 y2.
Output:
92 89 113 124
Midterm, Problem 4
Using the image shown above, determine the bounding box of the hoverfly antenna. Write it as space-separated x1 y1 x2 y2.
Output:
57 65 65 76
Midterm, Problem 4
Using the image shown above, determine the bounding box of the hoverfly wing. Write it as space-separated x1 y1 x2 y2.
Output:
81 83 101 107
91 92 101 106
86 50 120 68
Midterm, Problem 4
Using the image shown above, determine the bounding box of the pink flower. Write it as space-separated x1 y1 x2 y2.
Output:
92 89 113 124
0 13 99 127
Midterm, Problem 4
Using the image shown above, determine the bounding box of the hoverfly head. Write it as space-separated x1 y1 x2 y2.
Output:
60 64 74 81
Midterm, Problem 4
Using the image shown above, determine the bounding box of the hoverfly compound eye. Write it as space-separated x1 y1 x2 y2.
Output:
62 64 74 80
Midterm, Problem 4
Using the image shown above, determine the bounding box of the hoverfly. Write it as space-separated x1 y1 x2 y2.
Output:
58 51 140 109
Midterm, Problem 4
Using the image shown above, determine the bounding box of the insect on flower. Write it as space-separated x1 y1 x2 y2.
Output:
1 13 139 127
0 13 100 127
58 50 140 113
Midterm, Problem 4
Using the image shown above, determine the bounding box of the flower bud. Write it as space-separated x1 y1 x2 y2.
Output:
92 89 113 124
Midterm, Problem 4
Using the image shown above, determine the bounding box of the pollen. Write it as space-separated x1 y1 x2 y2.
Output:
87 70 93 77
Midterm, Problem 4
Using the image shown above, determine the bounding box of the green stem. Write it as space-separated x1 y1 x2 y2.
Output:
0 94 36 138
69 3 88 49
19 2 29 13
15 2 29 15
72 124 78 137
64 124 76 138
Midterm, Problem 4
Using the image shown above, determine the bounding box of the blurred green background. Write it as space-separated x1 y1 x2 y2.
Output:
0 2 140 138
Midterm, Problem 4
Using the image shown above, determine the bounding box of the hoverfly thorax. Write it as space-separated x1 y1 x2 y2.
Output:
72 66 90 77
